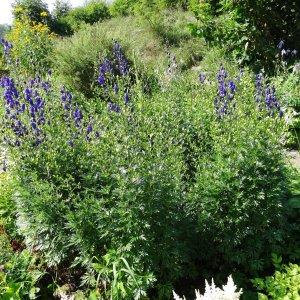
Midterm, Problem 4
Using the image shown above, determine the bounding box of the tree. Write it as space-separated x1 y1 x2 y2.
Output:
52 0 71 19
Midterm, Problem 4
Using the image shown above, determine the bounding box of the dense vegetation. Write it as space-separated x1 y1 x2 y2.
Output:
0 0 299 299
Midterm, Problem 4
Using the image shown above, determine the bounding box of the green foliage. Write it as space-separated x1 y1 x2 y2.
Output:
6 17 55 76
110 0 189 17
189 0 300 69
0 249 45 299
13 0 51 25
109 0 137 16
89 250 155 299
0 25 11 39
253 262 300 299
0 173 18 239
52 0 71 19
272 69 300 148
0 58 292 298
63 1 111 33
1 4 299 298
274 69 300 111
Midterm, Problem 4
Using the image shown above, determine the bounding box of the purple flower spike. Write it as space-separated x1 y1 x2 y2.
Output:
73 108 83 127
277 40 284 50
228 81 236 94
108 102 121 113
199 72 206 83
98 74 106 86
87 124 93 134
124 90 130 105
113 82 119 94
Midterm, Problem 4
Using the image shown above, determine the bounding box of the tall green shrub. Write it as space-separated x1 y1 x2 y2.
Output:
0 61 291 298
64 1 111 32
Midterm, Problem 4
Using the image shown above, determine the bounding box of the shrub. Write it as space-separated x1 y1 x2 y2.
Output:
253 263 300 299
109 0 137 16
110 0 189 16
0 53 292 298
51 0 73 35
64 1 111 33
52 0 71 19
5 16 55 76
0 249 45 299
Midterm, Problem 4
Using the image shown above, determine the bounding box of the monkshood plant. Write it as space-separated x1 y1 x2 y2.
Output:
0 47 291 299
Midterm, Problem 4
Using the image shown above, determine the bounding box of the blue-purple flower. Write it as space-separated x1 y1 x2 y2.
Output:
199 72 206 83
213 66 236 118
73 107 83 127
108 102 121 113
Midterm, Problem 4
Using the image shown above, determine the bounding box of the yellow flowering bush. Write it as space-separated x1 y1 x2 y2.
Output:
6 16 55 76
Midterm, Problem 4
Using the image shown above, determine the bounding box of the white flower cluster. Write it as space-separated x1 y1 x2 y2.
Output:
173 275 242 300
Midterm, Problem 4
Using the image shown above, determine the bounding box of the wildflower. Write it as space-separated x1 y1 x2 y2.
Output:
0 38 13 57
100 58 113 74
108 102 121 113
173 275 242 300
40 11 48 17
228 81 236 94
264 85 282 116
113 82 119 94
124 90 130 104
199 72 206 83
73 107 83 127
277 40 284 50
42 81 51 93
218 82 227 98
86 124 93 134
213 66 236 118
98 74 106 86
60 88 72 110
113 41 129 76
217 65 227 82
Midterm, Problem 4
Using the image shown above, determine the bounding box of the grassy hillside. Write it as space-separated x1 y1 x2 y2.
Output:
54 10 206 97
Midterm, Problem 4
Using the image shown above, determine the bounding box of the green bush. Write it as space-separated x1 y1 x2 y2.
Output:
253 262 300 299
52 0 71 19
6 17 55 76
109 0 137 16
0 54 292 298
0 249 45 299
64 1 111 33
110 0 189 17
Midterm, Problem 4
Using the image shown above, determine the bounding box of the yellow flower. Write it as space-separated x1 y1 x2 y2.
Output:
40 11 48 17
14 6 24 14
